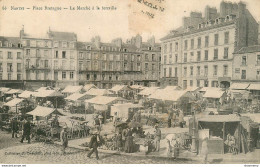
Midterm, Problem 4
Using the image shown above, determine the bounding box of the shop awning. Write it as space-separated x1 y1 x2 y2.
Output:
27 106 64 117
83 84 97 92
138 87 159 96
110 85 132 93
5 89 23 95
4 98 24 107
19 91 35 98
0 87 11 93
34 90 64 98
85 89 113 96
247 83 260 90
65 93 87 101
198 114 240 122
230 83 250 90
203 90 225 99
62 85 83 94
85 96 124 105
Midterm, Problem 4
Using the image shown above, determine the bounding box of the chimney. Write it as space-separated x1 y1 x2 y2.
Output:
112 38 122 48
91 36 101 49
135 34 142 49
20 25 24 39
147 36 155 47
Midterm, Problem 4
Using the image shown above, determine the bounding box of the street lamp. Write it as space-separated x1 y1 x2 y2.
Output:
191 105 197 153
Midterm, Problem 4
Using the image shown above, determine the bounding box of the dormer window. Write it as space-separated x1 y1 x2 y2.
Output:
18 43 22 48
54 41 59 48
226 15 230 22
9 43 13 47
148 47 152 50
124 48 127 52
215 19 219 24
86 45 91 50
198 24 201 29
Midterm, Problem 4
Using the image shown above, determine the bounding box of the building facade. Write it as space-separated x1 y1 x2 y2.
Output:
161 1 259 89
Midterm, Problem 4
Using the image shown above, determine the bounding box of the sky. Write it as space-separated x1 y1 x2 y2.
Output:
0 0 259 43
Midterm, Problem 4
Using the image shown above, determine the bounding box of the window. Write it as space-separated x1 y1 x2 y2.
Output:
145 63 148 71
190 52 194 61
44 50 48 57
62 72 66 79
137 55 141 61
224 32 229 44
70 51 74 59
213 65 218 76
223 65 228 76
197 80 200 87
197 51 201 61
190 66 193 76
8 73 11 80
55 51 58 58
184 53 187 62
62 42 67 48
17 74 21 80
86 74 90 80
8 52 12 59
137 63 141 71
205 36 209 47
0 51 2 59
45 41 48 47
145 54 149 61
175 67 177 77
257 70 260 79
7 63 12 72
197 66 200 76
224 47 229 59
191 39 194 49
94 74 97 80
124 54 128 61
169 67 172 77
62 60 66 69
70 72 74 79
152 64 155 71
17 52 21 59
164 44 167 53
204 50 208 60
175 54 178 62
26 49 30 56
45 60 48 68
17 63 21 72
184 40 188 50
241 70 246 79
214 34 219 45
62 51 66 58
257 55 260 65
175 42 178 51
214 49 218 60
190 80 193 87
54 42 58 48
169 54 172 64
36 49 40 57
170 43 172 52
204 66 208 76
152 54 156 61
242 56 247 65
79 52 84 59
164 55 167 64
0 73 2 80
164 68 166 77
184 67 187 76
0 63 2 71
197 37 201 48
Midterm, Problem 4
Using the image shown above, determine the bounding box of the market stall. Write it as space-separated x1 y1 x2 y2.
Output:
33 89 64 108
83 84 97 92
247 83 260 100
4 98 25 113
4 89 24 98
62 85 84 97
111 103 143 121
203 89 226 108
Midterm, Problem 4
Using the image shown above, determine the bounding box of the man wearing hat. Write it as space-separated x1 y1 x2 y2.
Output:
11 117 19 138
154 125 161 152
20 118 31 144
88 131 100 160
60 126 68 154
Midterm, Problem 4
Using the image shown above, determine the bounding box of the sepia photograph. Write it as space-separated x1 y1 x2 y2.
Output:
0 0 260 165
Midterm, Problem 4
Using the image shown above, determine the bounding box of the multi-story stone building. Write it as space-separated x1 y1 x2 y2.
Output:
161 1 259 89
0 36 23 88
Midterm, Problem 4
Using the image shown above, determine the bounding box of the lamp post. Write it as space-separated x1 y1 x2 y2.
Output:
191 104 197 153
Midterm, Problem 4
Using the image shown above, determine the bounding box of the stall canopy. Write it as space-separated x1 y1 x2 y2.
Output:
83 84 97 92
199 87 222 92
230 90 251 99
85 96 124 105
138 87 159 96
185 86 201 92
62 85 83 94
4 98 24 107
149 90 193 102
130 85 145 90
19 91 35 98
85 89 113 96
27 106 64 117
197 114 240 122
241 114 260 124
35 87 54 92
34 90 64 98
230 83 250 90
247 83 260 90
110 85 132 93
65 93 88 101
5 89 23 95
203 90 225 99
111 103 143 119
163 86 182 91
0 87 11 93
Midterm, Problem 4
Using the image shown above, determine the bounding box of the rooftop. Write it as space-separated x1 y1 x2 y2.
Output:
48 30 77 41
236 45 260 54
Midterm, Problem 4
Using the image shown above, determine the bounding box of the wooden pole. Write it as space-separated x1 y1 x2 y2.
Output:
223 122 225 154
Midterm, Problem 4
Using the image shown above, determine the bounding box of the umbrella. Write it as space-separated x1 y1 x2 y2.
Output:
128 121 142 128
116 122 128 127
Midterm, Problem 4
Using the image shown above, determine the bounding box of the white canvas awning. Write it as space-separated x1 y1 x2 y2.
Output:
83 84 97 92
0 87 11 93
230 83 250 90
203 90 225 99
34 90 63 98
184 86 201 92
4 98 24 107
163 86 182 91
65 93 87 101
62 85 83 94
138 87 159 96
199 87 221 92
247 84 260 90
35 87 54 92
111 103 143 119
27 106 64 117
19 91 35 98
85 96 123 105
130 85 145 90
110 85 131 93
5 89 23 95
149 89 192 102
85 89 113 96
